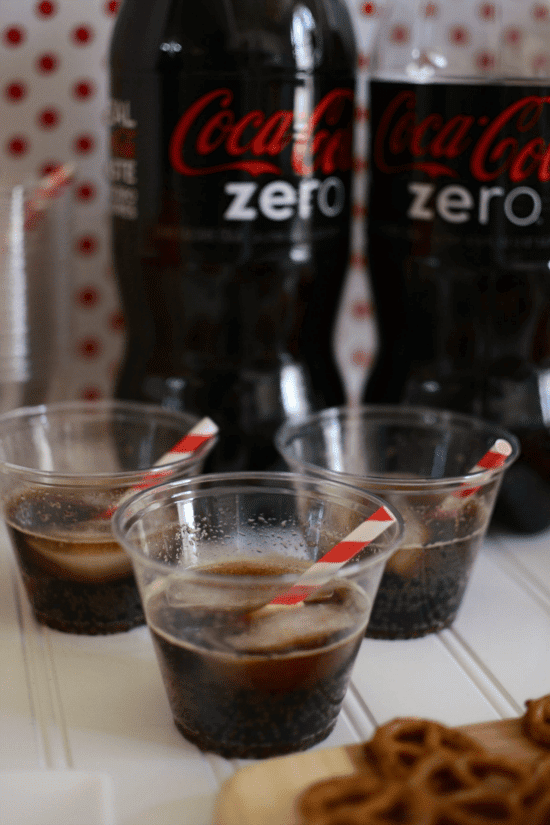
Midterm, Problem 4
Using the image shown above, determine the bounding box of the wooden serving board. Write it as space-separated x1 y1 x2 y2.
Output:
212 717 550 825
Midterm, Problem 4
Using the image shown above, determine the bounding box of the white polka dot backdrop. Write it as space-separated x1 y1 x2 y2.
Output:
0 1 545 407
0 0 123 403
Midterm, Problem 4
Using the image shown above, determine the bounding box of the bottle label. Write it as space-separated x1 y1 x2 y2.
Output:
109 78 354 245
110 99 138 220
368 80 550 262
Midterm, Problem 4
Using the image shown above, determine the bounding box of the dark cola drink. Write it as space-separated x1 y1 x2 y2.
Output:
6 490 144 634
366 497 487 640
364 2 550 534
109 0 356 471
144 557 370 758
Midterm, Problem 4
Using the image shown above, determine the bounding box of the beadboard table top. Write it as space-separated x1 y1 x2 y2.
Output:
1 522 549 825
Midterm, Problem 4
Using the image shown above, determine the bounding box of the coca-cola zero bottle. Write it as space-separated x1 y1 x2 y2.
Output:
364 0 550 533
109 0 356 471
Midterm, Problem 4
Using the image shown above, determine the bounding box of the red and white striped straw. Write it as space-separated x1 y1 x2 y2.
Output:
266 438 512 607
1 163 76 257
103 416 218 518
144 415 219 470
23 162 75 230
451 437 512 500
268 504 397 607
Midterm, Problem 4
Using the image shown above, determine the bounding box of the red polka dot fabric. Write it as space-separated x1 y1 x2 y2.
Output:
0 0 122 403
0 1 543 406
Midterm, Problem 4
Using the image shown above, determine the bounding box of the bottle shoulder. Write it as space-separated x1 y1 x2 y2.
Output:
110 0 356 75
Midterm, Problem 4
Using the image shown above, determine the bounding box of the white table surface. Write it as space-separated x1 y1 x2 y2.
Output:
1 522 549 825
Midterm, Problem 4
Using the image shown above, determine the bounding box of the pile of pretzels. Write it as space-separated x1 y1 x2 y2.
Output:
297 694 550 824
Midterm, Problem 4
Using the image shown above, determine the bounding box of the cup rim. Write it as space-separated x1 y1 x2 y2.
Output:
0 399 218 483
274 403 520 491
112 470 405 583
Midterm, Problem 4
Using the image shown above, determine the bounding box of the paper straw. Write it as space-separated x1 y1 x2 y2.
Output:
450 437 512 500
23 163 75 230
143 416 219 470
265 439 512 608
0 163 75 257
386 437 513 577
268 504 397 607
102 416 218 518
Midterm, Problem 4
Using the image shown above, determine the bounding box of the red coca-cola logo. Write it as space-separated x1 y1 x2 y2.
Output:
373 89 550 183
168 88 353 177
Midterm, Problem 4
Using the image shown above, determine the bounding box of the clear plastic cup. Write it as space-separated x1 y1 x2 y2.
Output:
112 471 403 758
275 405 520 639
0 400 217 634
0 179 72 412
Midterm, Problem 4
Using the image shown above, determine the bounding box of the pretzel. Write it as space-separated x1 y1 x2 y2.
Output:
297 778 434 825
523 695 550 747
513 757 550 823
297 707 550 825
341 783 432 824
297 770 382 825
365 718 482 779
407 751 530 824
298 750 531 825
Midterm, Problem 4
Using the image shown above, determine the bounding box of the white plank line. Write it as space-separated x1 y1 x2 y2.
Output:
452 548 550 710
14 569 72 769
484 536 550 611
9 565 43 762
439 628 523 718
205 752 238 786
42 629 74 767
0 556 43 768
344 684 380 741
